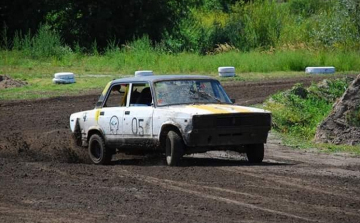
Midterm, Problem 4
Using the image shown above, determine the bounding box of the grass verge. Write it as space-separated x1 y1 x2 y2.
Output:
1 48 359 100
3 49 360 74
0 75 115 100
276 132 360 155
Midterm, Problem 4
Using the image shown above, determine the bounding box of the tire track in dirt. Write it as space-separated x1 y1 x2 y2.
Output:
218 167 360 202
0 203 128 223
140 176 318 222
16 162 247 222
137 168 360 220
111 168 318 222
216 166 360 219
25 162 318 222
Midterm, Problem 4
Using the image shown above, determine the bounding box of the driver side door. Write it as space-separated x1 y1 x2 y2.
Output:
97 83 129 146
122 83 154 144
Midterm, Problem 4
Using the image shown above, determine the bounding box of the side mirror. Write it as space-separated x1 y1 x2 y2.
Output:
231 99 236 103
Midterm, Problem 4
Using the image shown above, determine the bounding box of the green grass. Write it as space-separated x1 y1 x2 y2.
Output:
1 49 359 100
0 75 116 100
3 49 360 75
273 131 360 155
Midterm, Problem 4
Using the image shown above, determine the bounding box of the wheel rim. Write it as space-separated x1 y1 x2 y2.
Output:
90 140 102 160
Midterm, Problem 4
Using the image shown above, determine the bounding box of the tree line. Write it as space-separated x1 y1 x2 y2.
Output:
0 0 194 49
1 0 360 54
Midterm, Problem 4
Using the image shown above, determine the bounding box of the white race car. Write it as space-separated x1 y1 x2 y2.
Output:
70 75 271 166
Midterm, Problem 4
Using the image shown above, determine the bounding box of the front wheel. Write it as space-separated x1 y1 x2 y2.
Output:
88 134 112 165
246 144 264 163
165 131 184 166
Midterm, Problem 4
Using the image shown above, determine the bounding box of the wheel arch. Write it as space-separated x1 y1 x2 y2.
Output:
159 124 183 151
87 127 105 143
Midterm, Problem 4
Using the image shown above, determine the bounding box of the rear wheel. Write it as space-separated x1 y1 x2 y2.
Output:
88 134 112 165
165 131 184 166
246 144 264 163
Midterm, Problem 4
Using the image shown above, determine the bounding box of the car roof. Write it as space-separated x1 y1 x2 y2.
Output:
111 75 216 84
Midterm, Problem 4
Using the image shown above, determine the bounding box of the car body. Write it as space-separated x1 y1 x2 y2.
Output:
70 75 271 165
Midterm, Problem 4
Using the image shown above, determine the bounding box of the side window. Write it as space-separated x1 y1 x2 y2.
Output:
104 84 129 107
130 83 152 106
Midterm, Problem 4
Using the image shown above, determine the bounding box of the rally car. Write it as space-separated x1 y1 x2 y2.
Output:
70 74 271 166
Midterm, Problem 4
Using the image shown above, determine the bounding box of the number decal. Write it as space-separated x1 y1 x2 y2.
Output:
132 118 145 136
138 119 144 136
132 118 138 135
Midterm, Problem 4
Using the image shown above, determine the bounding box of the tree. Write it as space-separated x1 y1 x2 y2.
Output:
1 0 191 50
45 0 191 49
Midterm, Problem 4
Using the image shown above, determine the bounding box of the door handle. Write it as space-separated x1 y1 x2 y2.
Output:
125 111 130 115
100 111 104 116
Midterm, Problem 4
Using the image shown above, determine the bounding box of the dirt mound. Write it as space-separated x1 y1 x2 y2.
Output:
315 74 360 145
0 75 28 89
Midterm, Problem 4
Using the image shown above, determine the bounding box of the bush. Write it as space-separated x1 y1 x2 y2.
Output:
164 0 360 52
289 0 329 17
11 24 70 58
264 79 351 140
164 0 286 53
309 3 360 50
162 14 225 54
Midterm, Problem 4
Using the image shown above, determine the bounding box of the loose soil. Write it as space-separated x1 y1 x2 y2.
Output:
0 75 27 89
0 75 359 223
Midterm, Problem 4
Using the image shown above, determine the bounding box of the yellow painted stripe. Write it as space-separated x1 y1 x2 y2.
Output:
102 82 112 95
95 109 101 122
220 105 251 113
187 105 231 114
121 85 129 106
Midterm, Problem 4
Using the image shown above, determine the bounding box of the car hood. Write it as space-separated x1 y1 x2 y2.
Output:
157 104 270 115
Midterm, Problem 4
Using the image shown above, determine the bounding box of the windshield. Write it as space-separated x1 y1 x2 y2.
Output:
154 79 232 106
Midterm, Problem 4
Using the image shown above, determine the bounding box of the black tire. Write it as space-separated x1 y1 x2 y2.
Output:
88 134 112 165
165 131 184 166
246 144 264 163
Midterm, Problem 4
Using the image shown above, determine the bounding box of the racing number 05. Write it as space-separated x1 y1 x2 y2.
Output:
132 118 144 136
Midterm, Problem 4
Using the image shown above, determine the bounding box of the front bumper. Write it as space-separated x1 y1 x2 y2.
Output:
185 126 270 147
184 113 271 147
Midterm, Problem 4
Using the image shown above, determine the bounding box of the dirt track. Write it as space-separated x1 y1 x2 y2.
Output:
0 76 359 222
